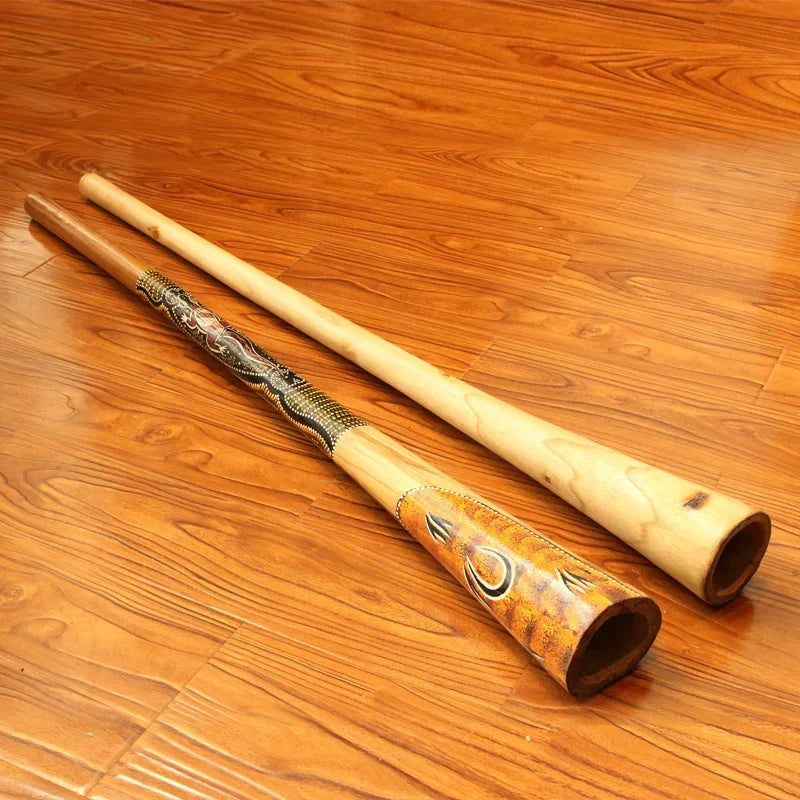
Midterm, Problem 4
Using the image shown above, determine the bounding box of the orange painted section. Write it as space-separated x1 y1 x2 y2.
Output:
397 486 656 691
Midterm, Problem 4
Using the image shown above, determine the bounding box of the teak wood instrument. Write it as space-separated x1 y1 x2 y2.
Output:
26 192 661 697
78 174 771 605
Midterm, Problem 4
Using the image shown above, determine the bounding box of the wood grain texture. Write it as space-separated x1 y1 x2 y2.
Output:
2 0 800 796
0 763 84 800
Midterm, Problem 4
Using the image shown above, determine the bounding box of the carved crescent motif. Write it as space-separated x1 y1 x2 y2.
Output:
464 546 514 606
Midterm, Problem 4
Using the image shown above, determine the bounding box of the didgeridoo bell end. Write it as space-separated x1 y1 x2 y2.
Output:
702 510 771 606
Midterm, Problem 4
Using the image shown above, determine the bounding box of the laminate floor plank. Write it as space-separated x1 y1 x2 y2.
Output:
0 532 237 794
702 0 800 55
240 0 720 71
40 57 535 152
86 623 601 800
505 664 799 800
487 288 779 400
756 347 800 413
12 122 402 216
231 1 800 138
610 175 800 270
0 80 95 162
91 612 798 800
523 102 760 179
0 764 85 800
542 242 800 350
0 0 270 79
296 164 800 285
4 153 328 278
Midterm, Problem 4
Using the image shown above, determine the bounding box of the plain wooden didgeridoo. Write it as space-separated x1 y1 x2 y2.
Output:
26 191 662 697
78 174 771 606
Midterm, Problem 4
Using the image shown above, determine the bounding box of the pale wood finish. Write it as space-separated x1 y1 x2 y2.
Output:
333 426 465 512
2 0 800 797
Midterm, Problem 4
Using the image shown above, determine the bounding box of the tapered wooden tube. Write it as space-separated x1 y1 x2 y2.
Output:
78 174 771 605
27 191 661 697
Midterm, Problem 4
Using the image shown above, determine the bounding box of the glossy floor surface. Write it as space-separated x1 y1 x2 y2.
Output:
2 2 799 798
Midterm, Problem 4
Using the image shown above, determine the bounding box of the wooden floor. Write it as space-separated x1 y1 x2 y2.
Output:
1 1 799 797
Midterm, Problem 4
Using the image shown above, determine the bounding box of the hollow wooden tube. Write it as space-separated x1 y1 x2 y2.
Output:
26 191 661 697
79 173 771 605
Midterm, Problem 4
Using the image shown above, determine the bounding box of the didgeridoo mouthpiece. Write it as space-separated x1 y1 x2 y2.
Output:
26 191 661 696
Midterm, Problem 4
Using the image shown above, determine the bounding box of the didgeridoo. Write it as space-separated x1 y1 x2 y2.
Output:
26 191 661 697
78 174 771 605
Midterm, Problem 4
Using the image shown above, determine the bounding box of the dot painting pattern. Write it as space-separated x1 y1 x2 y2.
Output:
136 270 367 455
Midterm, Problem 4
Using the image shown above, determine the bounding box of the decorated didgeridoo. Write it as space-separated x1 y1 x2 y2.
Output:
77 174 771 605
26 191 661 697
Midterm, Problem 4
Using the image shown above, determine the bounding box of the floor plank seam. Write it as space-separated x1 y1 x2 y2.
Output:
20 253 61 279
454 337 497 382
269 165 413 283
755 346 785 405
612 172 648 211
697 0 738 29
83 620 246 798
